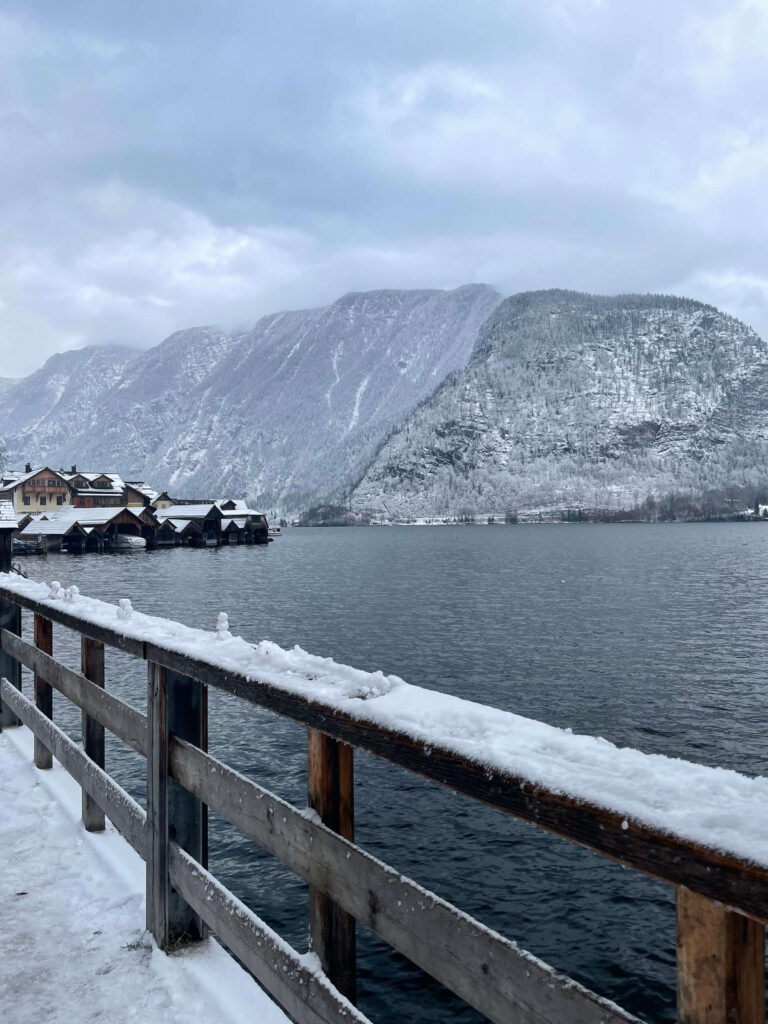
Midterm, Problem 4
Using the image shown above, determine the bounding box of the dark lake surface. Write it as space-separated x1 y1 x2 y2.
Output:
15 523 768 1023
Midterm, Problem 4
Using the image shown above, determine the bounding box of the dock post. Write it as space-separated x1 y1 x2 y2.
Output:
307 728 356 1002
147 662 207 948
33 614 53 768
0 597 21 729
81 637 105 830
677 887 765 1024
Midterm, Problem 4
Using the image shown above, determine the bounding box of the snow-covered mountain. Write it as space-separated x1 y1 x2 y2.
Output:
6 287 768 518
350 290 768 517
0 286 502 508
0 345 140 462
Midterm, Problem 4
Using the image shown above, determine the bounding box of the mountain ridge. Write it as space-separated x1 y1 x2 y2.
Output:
0 285 502 508
349 289 768 517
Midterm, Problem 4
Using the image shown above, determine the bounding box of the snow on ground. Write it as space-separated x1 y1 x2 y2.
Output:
0 726 289 1024
2 573 768 868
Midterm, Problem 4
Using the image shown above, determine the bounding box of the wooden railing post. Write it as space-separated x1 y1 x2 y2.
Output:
308 728 356 1002
0 597 21 729
147 661 207 949
677 887 765 1024
81 636 105 830
33 614 53 768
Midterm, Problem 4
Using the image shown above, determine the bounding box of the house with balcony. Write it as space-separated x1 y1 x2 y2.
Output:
0 465 71 514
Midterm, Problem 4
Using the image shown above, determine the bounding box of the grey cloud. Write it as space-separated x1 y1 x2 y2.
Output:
1 1 767 375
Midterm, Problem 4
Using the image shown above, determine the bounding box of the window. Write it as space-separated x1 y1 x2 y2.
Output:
47 479 56 486
40 496 47 505
56 495 63 505
23 495 30 506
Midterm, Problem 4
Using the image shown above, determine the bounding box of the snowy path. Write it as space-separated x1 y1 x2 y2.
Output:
0 726 290 1024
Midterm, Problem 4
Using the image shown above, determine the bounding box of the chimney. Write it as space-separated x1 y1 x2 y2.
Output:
25 462 31 473
71 464 77 473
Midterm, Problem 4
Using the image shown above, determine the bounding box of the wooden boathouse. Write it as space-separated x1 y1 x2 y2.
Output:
0 556 765 1024
18 506 159 553
16 502 270 551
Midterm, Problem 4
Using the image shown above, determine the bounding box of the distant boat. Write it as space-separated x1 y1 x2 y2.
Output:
268 525 282 537
113 534 147 551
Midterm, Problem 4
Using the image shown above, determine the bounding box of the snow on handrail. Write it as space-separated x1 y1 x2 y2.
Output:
0 573 767 874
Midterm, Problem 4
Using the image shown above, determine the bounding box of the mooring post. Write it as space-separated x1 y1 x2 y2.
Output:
147 661 207 948
677 887 765 1024
0 597 21 729
33 614 53 768
307 728 356 1002
81 636 105 830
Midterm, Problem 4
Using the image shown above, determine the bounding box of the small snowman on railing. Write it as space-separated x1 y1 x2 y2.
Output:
216 612 232 641
117 598 133 621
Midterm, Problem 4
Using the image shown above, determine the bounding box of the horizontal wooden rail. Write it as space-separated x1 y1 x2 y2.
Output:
169 735 640 1024
0 677 147 857
168 843 372 1024
1 591 766 923
1 628 147 755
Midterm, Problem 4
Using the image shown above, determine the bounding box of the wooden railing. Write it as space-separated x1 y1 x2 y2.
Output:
0 578 765 1024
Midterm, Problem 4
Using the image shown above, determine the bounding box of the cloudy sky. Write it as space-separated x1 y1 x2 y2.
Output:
2 0 767 376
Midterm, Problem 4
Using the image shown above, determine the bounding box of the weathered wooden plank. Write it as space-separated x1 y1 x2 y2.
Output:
147 661 169 945
0 597 21 728
308 729 356 1003
677 888 765 1024
0 628 146 755
146 663 205 948
0 677 147 857
33 614 53 769
81 636 105 831
2 583 767 922
170 736 640 1024
167 842 372 1024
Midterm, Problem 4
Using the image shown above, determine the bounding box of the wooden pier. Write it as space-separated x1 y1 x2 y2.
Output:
0 570 765 1023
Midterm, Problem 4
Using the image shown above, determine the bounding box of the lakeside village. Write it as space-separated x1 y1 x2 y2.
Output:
0 464 274 556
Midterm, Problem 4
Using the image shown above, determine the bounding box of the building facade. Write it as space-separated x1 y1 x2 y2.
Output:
0 467 71 514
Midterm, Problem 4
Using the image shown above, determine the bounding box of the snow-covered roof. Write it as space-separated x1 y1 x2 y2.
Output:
220 507 262 518
223 518 247 530
167 518 201 532
0 467 69 490
132 484 159 501
63 472 126 491
19 505 147 536
156 504 219 520
0 500 18 527
217 499 248 510
20 518 73 537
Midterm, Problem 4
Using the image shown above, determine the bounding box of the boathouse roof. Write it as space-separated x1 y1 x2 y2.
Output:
156 504 222 521
19 506 150 536
167 518 202 534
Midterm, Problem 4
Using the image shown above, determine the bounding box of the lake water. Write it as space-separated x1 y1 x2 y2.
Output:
13 524 768 1023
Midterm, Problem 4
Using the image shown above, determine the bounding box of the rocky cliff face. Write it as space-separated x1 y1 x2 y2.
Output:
0 286 501 508
350 290 768 516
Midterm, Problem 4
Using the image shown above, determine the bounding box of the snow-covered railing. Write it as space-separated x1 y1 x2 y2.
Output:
0 574 764 1024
